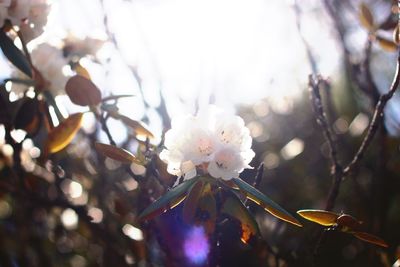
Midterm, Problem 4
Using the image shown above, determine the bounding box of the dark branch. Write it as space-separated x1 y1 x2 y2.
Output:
308 75 343 211
344 50 400 175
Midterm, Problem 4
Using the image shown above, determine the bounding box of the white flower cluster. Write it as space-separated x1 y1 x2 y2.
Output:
160 105 255 181
12 43 70 96
0 0 50 42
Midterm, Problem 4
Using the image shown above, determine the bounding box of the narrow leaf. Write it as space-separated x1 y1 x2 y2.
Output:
336 214 362 231
353 232 389 248
95 142 141 164
103 105 155 139
297 209 339 226
183 179 206 224
119 115 155 139
138 177 198 221
376 36 398 52
65 75 102 106
221 191 260 244
394 25 400 45
14 98 40 135
359 3 374 31
0 30 32 77
45 113 83 153
195 187 217 234
232 178 302 227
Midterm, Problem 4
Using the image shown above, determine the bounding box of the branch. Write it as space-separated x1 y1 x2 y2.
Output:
98 113 117 146
344 50 400 175
308 75 343 211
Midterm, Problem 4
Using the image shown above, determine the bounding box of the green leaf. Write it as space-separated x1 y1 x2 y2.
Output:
138 177 199 221
0 30 32 77
297 209 339 226
232 178 302 227
221 191 260 244
195 187 217 235
183 179 206 224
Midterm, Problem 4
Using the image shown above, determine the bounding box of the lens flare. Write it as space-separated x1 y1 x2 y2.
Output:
183 226 210 265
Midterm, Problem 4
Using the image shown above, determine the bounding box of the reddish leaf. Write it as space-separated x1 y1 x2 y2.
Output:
65 75 102 106
353 232 389 248
337 214 362 231
94 142 141 164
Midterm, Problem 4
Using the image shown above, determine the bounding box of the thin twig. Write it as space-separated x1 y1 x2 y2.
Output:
244 163 264 211
343 50 400 175
308 75 343 211
98 112 117 146
98 0 171 129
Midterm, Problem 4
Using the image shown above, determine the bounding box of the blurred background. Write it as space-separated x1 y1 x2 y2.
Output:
0 0 400 266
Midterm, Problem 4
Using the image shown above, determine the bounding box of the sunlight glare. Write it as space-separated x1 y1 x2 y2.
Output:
281 138 304 160
61 208 79 230
122 224 144 241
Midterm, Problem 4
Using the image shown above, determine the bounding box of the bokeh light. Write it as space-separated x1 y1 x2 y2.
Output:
183 226 210 265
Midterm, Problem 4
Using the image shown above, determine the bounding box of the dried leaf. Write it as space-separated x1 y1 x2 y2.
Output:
233 178 302 227
75 63 91 80
378 17 397 31
394 25 400 45
45 113 83 153
119 115 155 139
359 3 375 31
297 209 339 226
65 75 102 106
377 36 398 52
353 231 389 248
95 142 141 164
337 214 362 231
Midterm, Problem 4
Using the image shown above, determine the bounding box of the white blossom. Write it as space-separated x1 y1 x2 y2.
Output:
7 0 30 25
160 105 255 181
12 43 70 96
1 0 50 41
19 0 51 42
63 35 106 58
0 0 11 28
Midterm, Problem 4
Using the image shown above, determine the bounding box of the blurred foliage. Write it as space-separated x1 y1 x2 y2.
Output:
0 0 400 267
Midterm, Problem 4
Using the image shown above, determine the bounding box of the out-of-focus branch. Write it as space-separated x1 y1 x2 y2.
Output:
323 0 380 104
98 0 171 129
308 75 343 211
294 0 318 75
309 47 400 210
97 112 117 146
343 50 400 175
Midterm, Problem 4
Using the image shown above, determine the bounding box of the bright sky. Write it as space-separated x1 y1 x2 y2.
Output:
43 0 340 118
